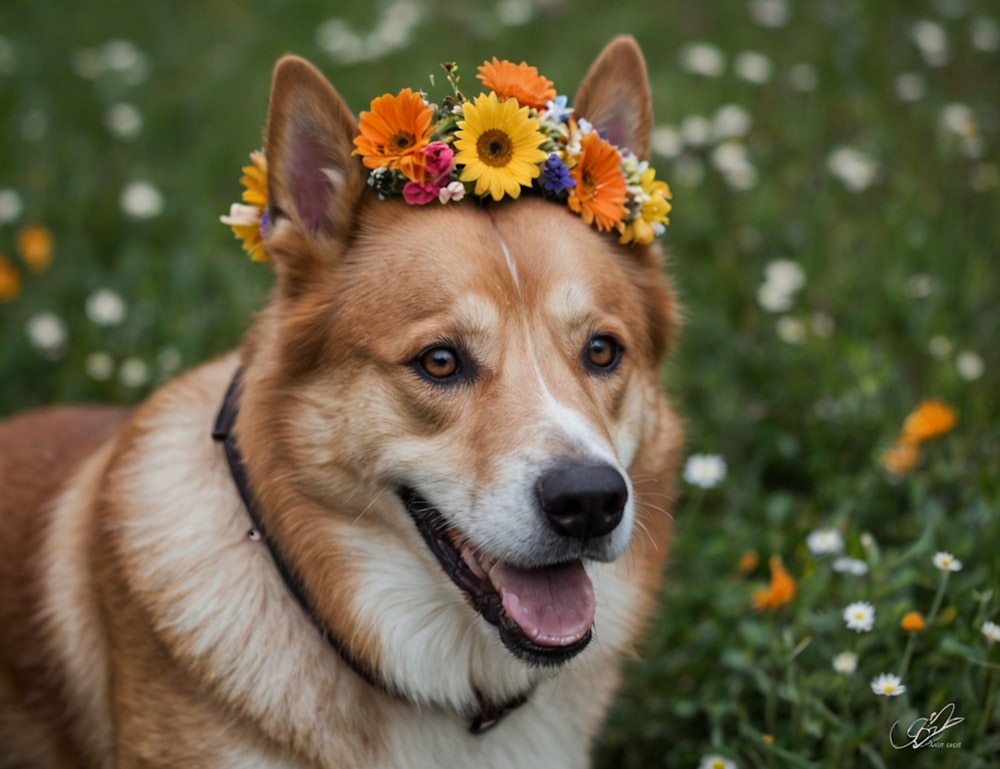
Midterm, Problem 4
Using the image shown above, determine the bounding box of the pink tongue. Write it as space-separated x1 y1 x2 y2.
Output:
490 561 595 647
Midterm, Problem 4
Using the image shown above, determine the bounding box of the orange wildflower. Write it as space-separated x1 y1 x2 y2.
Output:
17 225 54 273
901 400 957 443
353 89 435 181
752 555 797 612
881 440 919 475
239 151 268 209
568 131 628 232
476 58 556 111
901 611 926 632
0 255 21 301
738 550 760 574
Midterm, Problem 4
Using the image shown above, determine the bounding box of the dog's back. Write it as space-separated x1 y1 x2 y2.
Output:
0 407 128 765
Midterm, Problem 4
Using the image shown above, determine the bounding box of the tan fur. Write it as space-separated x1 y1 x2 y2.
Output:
0 37 681 768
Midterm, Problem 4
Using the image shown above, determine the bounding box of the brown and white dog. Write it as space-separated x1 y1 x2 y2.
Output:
0 37 681 768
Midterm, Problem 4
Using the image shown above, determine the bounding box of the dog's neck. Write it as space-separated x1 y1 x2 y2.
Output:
211 368 530 734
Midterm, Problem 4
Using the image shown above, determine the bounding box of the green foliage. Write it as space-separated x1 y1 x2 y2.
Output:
1 1 997 766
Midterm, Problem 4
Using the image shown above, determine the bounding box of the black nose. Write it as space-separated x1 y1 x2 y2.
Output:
537 461 628 539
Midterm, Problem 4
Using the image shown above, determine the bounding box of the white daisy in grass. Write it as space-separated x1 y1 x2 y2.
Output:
982 621 1000 644
698 755 737 769
683 454 727 489
933 552 963 572
806 528 844 556
844 601 876 632
833 557 869 576
832 651 858 675
871 673 906 697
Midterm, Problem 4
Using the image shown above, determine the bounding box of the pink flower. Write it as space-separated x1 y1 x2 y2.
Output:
403 181 440 205
422 142 455 184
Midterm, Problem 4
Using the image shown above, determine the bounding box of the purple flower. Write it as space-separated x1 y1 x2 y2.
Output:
541 153 575 195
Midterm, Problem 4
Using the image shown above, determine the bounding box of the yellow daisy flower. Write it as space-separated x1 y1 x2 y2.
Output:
221 151 269 262
454 92 548 201
619 167 673 245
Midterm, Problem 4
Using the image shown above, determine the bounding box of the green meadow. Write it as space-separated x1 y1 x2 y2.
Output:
1 1 997 766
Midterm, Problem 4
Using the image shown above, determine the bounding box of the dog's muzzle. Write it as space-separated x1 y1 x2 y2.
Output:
403 459 629 667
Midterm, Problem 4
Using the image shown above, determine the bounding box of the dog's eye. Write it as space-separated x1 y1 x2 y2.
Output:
583 335 622 373
416 346 461 381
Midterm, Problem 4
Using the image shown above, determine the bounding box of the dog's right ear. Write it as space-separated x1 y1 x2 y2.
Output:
264 56 367 267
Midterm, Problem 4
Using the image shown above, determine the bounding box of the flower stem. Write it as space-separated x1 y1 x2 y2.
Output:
926 571 950 626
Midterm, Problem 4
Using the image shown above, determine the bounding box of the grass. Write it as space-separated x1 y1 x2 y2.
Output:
1 1 997 766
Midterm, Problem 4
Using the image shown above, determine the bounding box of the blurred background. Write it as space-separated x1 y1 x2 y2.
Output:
1 1 997 766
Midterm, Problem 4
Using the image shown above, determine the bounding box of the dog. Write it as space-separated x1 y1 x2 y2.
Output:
0 36 681 768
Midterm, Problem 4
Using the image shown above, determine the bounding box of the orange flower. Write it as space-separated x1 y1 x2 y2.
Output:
239 151 268 209
353 89 435 181
901 400 956 443
0 255 21 302
901 611 926 632
568 131 628 232
738 550 760 574
476 58 556 110
881 440 919 475
752 556 797 612
17 225 54 273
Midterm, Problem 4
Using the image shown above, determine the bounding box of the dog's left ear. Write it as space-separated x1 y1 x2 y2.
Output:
573 36 652 160
264 56 367 254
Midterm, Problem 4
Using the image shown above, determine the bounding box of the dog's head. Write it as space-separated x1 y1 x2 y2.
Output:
238 37 681 712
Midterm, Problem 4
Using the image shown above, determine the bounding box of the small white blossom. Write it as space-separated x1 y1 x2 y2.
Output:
26 312 67 358
955 350 984 382
807 529 845 556
933 552 963 572
118 357 150 389
971 16 1000 52
982 621 1000 643
85 351 115 381
698 755 737 769
120 180 164 220
85 288 127 327
833 557 870 576
787 63 818 93
733 51 772 84
827 146 879 192
832 651 858 675
683 454 727 489
0 188 23 224
749 0 789 28
911 20 949 67
679 43 726 77
844 601 876 633
871 673 906 697
438 181 466 204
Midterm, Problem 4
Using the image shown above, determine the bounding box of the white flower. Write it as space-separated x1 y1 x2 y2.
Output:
807 529 844 556
120 180 164 220
680 115 713 148
765 259 807 293
757 282 795 313
928 335 953 360
911 20 949 67
844 601 876 632
982 621 1000 643
871 673 906 697
651 125 682 159
749 0 789 28
220 202 261 228
833 557 869 576
496 0 534 26
26 312 67 358
733 51 772 84
832 651 858 675
933 552 962 572
698 756 737 769
438 181 466 204
0 187 23 224
85 351 115 381
683 454 727 489
712 104 753 141
895 72 926 103
971 16 1000 52
105 102 143 141
955 351 984 382
827 146 879 192
85 288 127 327
787 63 817 93
118 357 150 389
679 43 726 77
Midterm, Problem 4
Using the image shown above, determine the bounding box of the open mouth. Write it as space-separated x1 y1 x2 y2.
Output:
401 489 595 666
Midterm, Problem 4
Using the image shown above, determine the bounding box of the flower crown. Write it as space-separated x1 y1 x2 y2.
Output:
222 58 672 262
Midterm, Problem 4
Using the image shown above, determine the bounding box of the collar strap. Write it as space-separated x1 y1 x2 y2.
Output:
211 368 528 733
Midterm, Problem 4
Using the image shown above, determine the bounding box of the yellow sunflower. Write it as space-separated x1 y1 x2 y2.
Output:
220 151 269 262
454 92 548 201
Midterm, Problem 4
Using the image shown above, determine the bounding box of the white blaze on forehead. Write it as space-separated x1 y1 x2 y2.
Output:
496 231 521 293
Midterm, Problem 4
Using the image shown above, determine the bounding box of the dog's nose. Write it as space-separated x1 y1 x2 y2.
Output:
537 461 628 539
